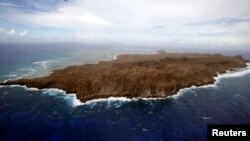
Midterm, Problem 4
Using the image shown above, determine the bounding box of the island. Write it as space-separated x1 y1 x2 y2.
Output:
0 51 248 102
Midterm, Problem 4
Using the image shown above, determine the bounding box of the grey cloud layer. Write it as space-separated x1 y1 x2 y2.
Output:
1 0 250 46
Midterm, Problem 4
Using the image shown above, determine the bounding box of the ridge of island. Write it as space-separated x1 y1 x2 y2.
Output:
1 51 248 102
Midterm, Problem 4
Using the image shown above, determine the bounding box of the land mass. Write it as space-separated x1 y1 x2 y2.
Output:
1 51 248 102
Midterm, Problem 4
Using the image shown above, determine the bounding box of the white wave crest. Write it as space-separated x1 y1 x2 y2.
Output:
2 79 9 83
169 86 197 99
214 62 250 82
0 85 81 107
82 97 137 108
83 97 132 105
3 68 37 80
4 74 18 78
41 88 83 107
19 68 37 72
8 85 39 91
5 68 38 80
32 60 53 69
8 60 54 80
0 84 39 91
82 96 168 108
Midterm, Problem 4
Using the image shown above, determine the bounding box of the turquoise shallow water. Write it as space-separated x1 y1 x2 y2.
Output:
0 43 250 141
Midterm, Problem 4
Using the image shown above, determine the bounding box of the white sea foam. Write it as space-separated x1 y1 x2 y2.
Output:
9 85 39 91
201 117 213 120
2 60 53 82
81 96 169 108
0 84 39 91
19 68 37 72
3 71 32 80
32 60 52 69
3 79 10 83
83 97 135 106
169 86 197 99
0 85 81 107
7 68 38 80
41 88 83 107
15 60 53 79
214 62 250 82
4 74 18 78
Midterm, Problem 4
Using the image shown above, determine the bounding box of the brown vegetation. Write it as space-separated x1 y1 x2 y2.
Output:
1 51 247 102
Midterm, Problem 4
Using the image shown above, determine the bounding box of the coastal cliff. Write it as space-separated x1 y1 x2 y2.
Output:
1 51 248 102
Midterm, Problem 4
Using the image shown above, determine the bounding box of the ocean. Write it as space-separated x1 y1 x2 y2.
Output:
0 43 250 141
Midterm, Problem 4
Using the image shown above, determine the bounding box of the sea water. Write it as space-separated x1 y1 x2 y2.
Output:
0 43 250 141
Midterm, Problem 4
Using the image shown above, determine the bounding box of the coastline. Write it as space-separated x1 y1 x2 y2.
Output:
0 51 248 102
0 62 249 107
0 52 249 106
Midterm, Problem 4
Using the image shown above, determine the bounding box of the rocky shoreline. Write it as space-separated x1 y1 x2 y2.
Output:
0 51 248 102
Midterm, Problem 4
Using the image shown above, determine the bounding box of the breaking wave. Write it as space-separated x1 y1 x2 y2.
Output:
0 85 81 107
2 60 53 81
41 88 83 107
6 85 39 91
214 62 250 82
3 74 18 78
32 60 53 69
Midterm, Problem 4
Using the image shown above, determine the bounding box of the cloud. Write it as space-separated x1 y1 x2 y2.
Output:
0 27 4 32
0 27 29 43
12 5 112 29
19 31 28 36
188 17 250 27
7 29 16 35
0 2 24 8
216 17 250 25
0 0 250 46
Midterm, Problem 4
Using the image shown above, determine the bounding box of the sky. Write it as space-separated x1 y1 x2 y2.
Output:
0 0 250 48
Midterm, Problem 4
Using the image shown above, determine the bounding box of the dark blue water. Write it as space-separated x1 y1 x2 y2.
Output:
0 43 250 141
